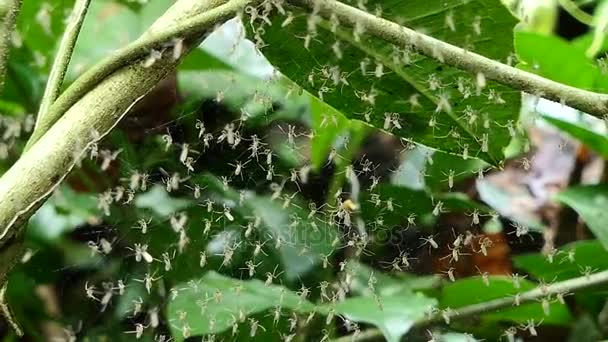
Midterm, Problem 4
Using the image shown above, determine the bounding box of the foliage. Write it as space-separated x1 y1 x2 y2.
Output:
1 0 608 341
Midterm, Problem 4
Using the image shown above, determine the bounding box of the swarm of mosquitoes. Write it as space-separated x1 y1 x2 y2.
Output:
0 0 588 341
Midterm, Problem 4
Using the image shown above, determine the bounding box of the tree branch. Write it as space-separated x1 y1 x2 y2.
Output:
333 270 608 342
290 0 608 119
0 0 249 281
0 0 21 95
35 0 91 128
25 0 254 150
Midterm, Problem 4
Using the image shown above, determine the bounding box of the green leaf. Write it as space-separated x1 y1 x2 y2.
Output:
198 174 338 280
134 185 192 217
67 0 171 79
252 0 519 165
178 69 310 126
346 261 440 297
166 271 316 340
514 240 608 282
361 184 488 229
392 145 487 191
333 291 437 342
16 0 76 72
310 95 352 170
28 186 99 241
556 185 608 249
515 31 597 89
441 277 572 325
542 115 608 159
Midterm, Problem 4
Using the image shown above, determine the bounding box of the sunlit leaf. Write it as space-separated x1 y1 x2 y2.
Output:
514 240 608 281
441 277 572 325
167 271 316 340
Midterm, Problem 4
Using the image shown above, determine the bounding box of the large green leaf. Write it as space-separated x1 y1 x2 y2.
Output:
542 115 608 159
556 185 608 250
441 277 572 325
251 0 519 165
333 291 437 342
166 271 316 340
198 174 338 280
514 240 608 281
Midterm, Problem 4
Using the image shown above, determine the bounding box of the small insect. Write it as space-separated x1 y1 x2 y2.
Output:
472 15 482 35
132 297 144 316
195 120 205 138
143 48 162 68
281 11 295 27
406 213 416 228
271 305 282 326
115 280 126 296
520 319 541 336
223 204 235 221
476 266 490 286
374 61 384 78
541 297 551 316
161 131 173 151
512 293 521 306
99 238 114 254
162 251 174 271
132 243 153 263
332 41 343 59
100 282 114 312
179 143 190 164
476 72 486 95
172 38 184 60
243 260 262 277
229 160 249 179
249 317 266 337
84 282 98 301
477 236 493 256
419 234 439 251
502 326 517 342
265 266 283 286
135 272 162 294
386 197 394 212
432 200 444 216
444 267 456 282
126 323 146 339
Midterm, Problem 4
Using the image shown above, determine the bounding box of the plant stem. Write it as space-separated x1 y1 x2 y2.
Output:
0 0 21 95
558 0 594 26
35 0 91 129
0 0 241 284
332 270 608 342
25 0 255 150
290 0 608 119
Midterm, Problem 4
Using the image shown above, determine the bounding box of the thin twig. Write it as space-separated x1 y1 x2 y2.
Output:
558 0 594 26
289 0 608 118
0 0 21 95
25 0 255 150
35 0 91 129
332 270 608 342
